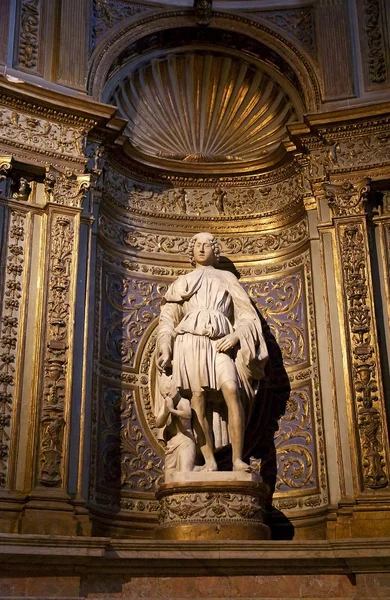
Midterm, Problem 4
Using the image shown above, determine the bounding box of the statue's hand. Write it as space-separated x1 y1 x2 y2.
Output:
216 333 240 353
157 348 171 373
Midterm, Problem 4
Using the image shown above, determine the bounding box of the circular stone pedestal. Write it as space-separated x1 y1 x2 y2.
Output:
155 473 271 541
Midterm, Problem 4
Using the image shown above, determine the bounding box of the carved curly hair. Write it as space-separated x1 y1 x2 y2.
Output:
188 232 220 267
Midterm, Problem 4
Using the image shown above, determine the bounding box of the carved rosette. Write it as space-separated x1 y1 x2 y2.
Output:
0 210 27 487
327 180 389 491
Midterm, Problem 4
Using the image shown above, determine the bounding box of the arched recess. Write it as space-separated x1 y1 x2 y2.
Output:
88 10 322 114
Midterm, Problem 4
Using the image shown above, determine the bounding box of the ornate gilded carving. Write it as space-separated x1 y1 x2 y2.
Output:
275 387 314 491
359 0 388 85
245 275 307 367
98 387 163 491
0 211 27 487
103 273 166 366
17 0 41 70
159 491 263 525
330 134 390 169
104 167 304 217
325 179 370 218
340 223 388 489
0 109 87 159
39 214 75 486
259 8 316 58
91 0 154 50
99 214 308 258
44 166 90 208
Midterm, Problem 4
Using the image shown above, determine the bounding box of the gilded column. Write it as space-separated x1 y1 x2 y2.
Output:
20 166 91 535
324 179 390 535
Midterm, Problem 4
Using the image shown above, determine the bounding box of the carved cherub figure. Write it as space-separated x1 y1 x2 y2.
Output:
156 374 196 475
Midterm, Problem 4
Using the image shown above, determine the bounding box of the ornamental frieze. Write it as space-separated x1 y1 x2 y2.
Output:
0 108 87 159
104 168 304 217
98 214 308 258
91 0 156 51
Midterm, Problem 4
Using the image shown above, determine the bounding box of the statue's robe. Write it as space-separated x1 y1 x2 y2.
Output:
157 266 268 450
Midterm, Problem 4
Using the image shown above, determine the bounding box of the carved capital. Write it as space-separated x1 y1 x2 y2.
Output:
325 179 370 218
44 166 91 208
0 156 13 183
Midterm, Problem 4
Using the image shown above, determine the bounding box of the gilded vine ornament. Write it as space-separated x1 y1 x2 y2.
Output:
39 214 75 486
340 223 388 488
0 211 26 487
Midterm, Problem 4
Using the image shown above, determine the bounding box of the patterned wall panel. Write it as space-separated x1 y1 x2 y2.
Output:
91 245 326 518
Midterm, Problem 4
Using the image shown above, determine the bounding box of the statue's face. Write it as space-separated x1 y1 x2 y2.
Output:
193 233 215 266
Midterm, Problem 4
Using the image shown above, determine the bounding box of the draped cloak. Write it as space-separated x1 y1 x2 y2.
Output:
156 266 268 450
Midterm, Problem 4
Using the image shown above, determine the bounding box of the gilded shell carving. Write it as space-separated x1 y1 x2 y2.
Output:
110 53 298 170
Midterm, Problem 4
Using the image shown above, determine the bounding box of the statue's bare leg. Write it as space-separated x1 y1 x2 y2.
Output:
191 391 218 471
220 380 251 472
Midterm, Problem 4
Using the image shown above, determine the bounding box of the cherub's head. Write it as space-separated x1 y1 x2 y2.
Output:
188 232 220 267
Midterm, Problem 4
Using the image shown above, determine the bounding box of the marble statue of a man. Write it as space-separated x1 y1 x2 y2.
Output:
156 232 268 472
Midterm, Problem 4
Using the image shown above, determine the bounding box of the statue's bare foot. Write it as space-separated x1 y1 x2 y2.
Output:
194 460 218 472
233 458 252 472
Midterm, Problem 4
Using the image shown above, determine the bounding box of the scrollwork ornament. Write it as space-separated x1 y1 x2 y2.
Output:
38 214 75 486
340 223 388 488
17 0 41 70
159 492 263 525
44 166 90 208
325 179 370 218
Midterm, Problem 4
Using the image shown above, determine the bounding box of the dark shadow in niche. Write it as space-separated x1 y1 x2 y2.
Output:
215 256 294 540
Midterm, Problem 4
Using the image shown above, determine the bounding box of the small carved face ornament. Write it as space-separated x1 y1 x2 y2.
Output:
193 234 215 266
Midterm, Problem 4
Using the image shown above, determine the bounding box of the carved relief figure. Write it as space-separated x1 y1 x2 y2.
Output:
156 232 268 472
212 188 226 214
156 374 196 475
174 188 187 214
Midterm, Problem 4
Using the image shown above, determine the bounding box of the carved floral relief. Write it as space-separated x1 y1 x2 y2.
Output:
16 0 41 71
0 109 87 159
0 210 27 487
39 214 75 486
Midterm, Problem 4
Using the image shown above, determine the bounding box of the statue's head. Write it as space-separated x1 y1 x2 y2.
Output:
188 232 220 267
159 373 179 400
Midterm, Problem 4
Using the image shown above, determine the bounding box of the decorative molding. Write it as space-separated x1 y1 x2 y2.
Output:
0 210 27 487
16 0 41 71
38 213 75 486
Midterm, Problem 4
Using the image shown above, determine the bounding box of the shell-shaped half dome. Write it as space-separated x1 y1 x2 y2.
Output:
109 52 300 172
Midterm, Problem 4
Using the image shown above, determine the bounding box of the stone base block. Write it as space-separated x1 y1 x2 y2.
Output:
155 478 271 541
